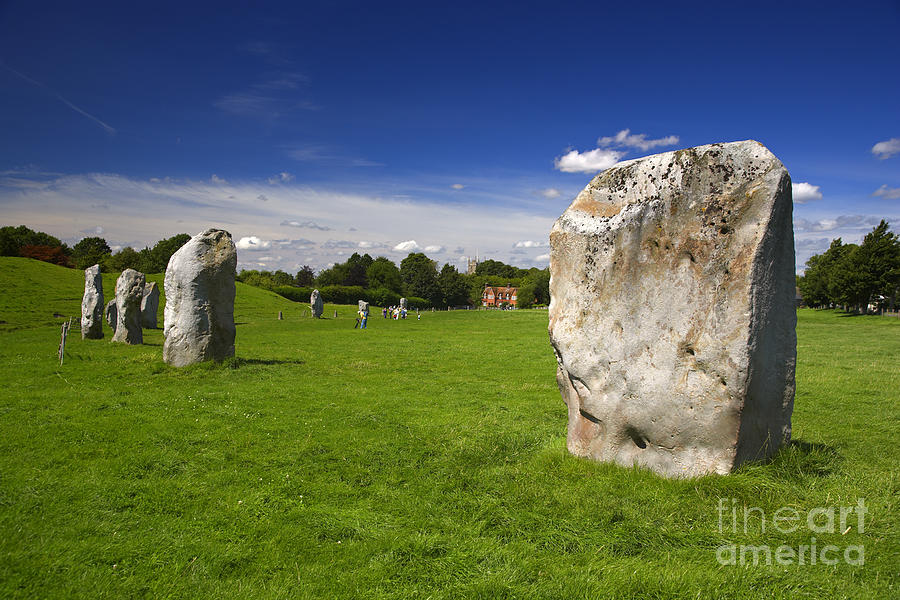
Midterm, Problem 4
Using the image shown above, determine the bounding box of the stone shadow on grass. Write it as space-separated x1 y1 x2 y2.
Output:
225 357 305 368
765 438 841 479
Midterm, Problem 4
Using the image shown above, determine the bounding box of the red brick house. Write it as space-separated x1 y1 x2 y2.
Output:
482 284 518 307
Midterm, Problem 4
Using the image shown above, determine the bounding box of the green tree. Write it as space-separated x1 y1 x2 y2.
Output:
366 257 403 292
854 220 900 309
0 225 67 257
475 259 521 279
147 233 190 273
437 263 470 307
72 236 111 269
295 266 315 287
345 253 373 287
516 282 536 308
400 252 439 303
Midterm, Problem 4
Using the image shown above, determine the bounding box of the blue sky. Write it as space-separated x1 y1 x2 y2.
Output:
1 0 898 273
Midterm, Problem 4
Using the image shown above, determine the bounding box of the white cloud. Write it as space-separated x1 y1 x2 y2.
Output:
794 215 885 233
540 188 561 199
267 172 295 184
281 219 330 231
211 174 227 184
393 240 421 252
554 148 624 173
872 138 900 160
597 129 680 151
535 254 550 262
451 183 465 190
358 240 387 249
424 245 445 253
792 182 823 203
236 236 272 251
514 240 547 248
872 184 900 200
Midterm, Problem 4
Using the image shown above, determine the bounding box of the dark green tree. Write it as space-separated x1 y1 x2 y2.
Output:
366 256 403 292
295 265 315 287
437 263 470 307
72 236 111 269
147 233 190 272
400 252 439 303
0 225 67 256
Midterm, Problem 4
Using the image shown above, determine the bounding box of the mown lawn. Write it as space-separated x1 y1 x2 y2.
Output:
0 257 897 598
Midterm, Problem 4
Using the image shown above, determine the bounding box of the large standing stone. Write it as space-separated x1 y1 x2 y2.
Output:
358 300 369 313
80 264 104 339
105 299 117 331
548 140 796 478
399 297 408 310
163 229 237 366
310 289 324 318
141 282 160 329
112 269 145 344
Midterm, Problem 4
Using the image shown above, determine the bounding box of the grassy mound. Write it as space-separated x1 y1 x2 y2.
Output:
0 257 897 598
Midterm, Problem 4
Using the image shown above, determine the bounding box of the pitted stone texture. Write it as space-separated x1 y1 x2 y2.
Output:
112 269 145 344
311 289 324 318
163 229 236 366
358 300 369 313
549 140 796 478
141 282 160 329
80 264 104 339
105 299 117 331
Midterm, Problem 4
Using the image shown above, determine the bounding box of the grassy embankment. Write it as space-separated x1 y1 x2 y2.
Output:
0 257 897 598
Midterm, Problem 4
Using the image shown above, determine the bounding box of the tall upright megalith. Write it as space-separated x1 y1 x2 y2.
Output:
310 289 324 318
141 282 160 329
111 269 145 344
81 264 104 339
549 140 796 478
163 229 237 366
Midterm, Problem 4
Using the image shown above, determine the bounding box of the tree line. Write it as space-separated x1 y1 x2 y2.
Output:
238 253 551 309
798 220 900 312
0 225 191 274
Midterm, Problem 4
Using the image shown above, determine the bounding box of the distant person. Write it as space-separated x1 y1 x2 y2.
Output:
358 307 368 329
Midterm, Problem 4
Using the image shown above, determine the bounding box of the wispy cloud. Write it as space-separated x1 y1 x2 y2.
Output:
451 183 465 190
872 184 900 200
1 61 116 135
792 182 822 203
280 219 330 231
514 240 547 248
268 172 295 184
597 129 680 152
286 144 383 167
539 188 561 199
872 138 900 160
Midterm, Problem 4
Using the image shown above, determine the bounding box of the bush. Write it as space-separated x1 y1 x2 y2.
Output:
273 286 313 303
405 296 432 310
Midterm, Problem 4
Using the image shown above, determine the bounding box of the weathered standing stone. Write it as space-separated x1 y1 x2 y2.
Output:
163 229 237 366
549 140 796 478
80 264 104 339
112 269 145 344
141 282 160 329
310 289 324 318
105 299 117 331
358 300 369 313
399 298 408 310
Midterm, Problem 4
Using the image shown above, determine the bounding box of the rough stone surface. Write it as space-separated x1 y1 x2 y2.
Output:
311 289 324 318
163 229 237 366
358 300 369 313
548 140 796 478
399 297 408 310
112 269 145 344
80 264 104 339
141 282 160 329
105 299 117 331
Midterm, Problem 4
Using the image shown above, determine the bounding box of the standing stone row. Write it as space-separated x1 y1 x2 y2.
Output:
79 228 237 368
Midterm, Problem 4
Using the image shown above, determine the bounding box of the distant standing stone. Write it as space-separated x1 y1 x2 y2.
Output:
105 299 117 332
80 264 104 339
141 282 160 329
549 140 796 478
399 298 408 310
311 289 324 318
358 300 369 313
112 269 145 344
163 229 237 366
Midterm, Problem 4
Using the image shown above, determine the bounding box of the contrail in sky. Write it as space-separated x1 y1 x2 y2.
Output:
1 60 117 135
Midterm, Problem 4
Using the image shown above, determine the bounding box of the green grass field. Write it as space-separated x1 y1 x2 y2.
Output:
0 257 897 599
